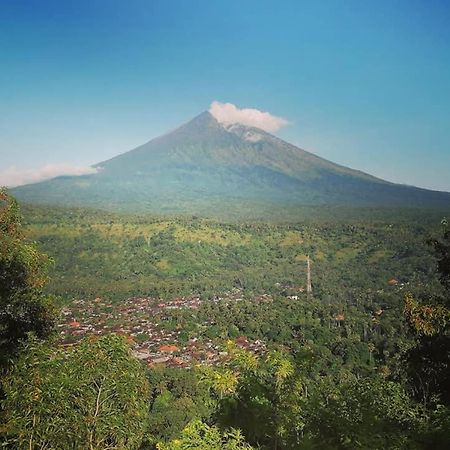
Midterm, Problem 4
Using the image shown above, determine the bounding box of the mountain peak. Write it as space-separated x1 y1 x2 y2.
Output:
179 110 220 131
11 110 450 214
183 111 271 136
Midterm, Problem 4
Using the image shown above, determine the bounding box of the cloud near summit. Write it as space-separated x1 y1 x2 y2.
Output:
209 101 289 132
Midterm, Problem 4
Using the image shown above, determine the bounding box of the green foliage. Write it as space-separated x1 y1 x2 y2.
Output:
156 420 254 450
2 199 449 449
404 293 449 337
0 189 56 367
304 377 423 449
428 218 450 292
145 366 213 445
20 203 443 305
1 334 149 449
403 220 450 410
416 405 450 449
200 345 305 449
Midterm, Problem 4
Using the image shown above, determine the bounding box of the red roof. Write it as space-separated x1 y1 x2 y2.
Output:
159 344 179 353
235 336 250 348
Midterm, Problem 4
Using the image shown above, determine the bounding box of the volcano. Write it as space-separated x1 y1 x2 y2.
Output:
11 111 450 216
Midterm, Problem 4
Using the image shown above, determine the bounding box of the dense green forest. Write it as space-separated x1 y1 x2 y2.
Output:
1 192 449 449
20 203 445 302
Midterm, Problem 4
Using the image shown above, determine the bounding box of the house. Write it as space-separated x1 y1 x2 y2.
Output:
235 336 250 348
158 344 180 353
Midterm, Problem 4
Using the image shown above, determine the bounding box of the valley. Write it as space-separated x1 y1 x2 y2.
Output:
2 191 450 449
23 203 445 378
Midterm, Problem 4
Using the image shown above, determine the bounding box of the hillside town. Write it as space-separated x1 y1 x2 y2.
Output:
58 292 267 368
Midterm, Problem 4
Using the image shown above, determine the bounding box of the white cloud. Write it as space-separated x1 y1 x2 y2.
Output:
209 101 289 132
0 164 98 188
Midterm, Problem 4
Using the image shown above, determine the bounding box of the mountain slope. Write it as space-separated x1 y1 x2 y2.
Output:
11 111 450 215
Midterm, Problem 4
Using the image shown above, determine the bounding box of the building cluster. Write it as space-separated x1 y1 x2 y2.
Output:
58 294 266 368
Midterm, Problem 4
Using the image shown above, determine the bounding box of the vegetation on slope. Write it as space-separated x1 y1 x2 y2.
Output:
20 203 444 303
1 193 449 449
12 112 450 215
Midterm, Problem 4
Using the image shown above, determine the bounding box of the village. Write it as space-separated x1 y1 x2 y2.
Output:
58 289 268 368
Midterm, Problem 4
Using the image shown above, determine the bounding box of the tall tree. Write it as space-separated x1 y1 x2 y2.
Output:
156 420 254 450
201 343 305 450
0 188 56 368
404 219 450 408
401 219 450 450
2 334 150 450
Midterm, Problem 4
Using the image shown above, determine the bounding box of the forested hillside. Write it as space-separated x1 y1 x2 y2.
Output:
21 204 444 302
1 196 449 449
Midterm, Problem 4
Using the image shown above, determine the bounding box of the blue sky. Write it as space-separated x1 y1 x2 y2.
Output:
1 0 450 190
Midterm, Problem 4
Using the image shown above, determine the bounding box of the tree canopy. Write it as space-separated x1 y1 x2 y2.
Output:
2 334 150 450
0 188 56 368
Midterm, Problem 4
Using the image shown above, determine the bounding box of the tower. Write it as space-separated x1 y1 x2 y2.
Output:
306 255 312 294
